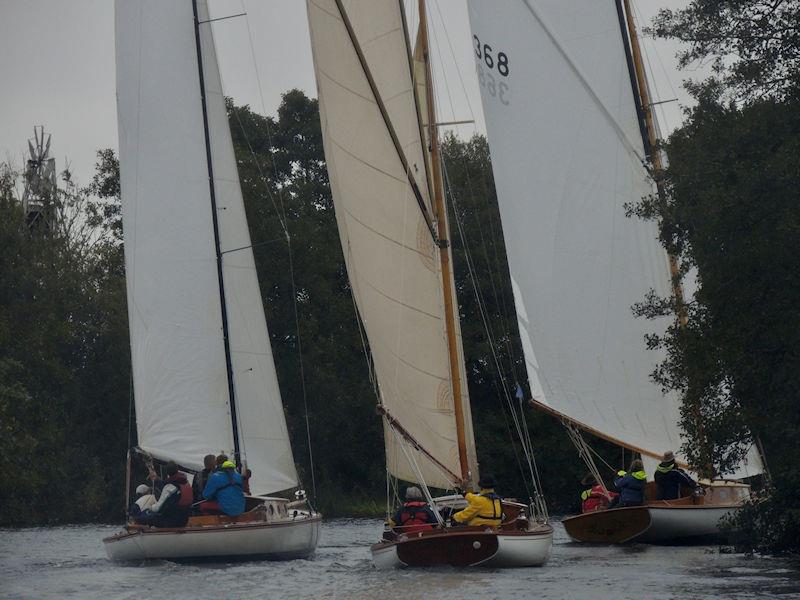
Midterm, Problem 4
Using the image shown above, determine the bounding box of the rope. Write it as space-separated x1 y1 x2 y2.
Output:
564 421 610 494
390 425 447 527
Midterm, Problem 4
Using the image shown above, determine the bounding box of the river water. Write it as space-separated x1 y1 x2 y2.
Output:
2 519 799 599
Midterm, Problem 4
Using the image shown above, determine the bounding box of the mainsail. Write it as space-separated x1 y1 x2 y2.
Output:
115 0 298 494
306 0 478 489
467 0 762 477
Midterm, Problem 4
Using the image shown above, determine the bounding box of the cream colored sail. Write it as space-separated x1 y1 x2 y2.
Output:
306 0 478 489
467 0 762 479
116 0 298 494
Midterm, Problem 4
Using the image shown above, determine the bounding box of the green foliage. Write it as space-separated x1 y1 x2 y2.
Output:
0 161 129 526
649 0 800 101
634 2 800 552
631 94 800 551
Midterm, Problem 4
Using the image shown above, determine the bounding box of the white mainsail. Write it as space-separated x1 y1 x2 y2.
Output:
306 0 478 489
116 0 298 494
467 0 762 478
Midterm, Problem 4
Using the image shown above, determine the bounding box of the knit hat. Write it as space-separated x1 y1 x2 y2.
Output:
405 486 423 500
629 459 644 472
135 484 151 496
479 474 497 489
662 450 675 463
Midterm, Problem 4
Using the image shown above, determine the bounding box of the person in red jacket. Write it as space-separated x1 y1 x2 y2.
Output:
580 474 618 513
388 486 439 533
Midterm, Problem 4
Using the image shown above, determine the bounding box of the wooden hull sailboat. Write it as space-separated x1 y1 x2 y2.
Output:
466 0 765 545
104 499 320 561
562 481 750 544
106 0 319 561
306 0 552 568
371 525 553 568
371 498 552 568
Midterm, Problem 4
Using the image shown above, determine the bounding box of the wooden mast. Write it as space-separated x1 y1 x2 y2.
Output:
417 0 471 485
621 1 720 478
622 0 687 327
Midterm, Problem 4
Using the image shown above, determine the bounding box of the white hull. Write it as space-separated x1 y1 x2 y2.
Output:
372 527 553 569
635 506 736 543
104 514 321 561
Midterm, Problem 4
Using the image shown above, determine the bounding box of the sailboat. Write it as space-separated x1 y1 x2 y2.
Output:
466 0 764 544
306 0 553 567
103 0 321 561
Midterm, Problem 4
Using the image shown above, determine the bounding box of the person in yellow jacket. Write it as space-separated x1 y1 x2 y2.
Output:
452 474 504 527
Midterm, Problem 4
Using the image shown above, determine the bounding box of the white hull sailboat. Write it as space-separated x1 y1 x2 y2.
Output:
105 0 319 561
105 501 320 561
466 0 764 545
306 0 552 568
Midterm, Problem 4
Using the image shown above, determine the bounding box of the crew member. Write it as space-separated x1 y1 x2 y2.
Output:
202 460 245 517
452 474 504 527
608 459 647 508
191 454 216 503
580 475 617 513
654 450 698 500
136 462 193 527
387 486 439 533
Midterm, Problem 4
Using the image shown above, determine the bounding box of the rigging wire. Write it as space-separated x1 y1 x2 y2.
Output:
442 161 547 519
210 3 317 497
564 420 611 494
424 5 548 518
393 430 446 526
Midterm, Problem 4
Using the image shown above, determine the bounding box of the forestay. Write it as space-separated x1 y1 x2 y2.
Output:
467 0 760 479
307 0 478 489
116 0 298 494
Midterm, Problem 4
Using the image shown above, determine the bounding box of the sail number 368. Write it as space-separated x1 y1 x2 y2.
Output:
473 35 509 77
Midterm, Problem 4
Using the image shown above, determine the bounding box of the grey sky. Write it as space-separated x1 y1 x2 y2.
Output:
0 0 704 187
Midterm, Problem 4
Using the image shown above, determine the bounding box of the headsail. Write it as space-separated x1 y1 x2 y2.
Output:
467 0 761 479
116 0 298 494
306 0 478 489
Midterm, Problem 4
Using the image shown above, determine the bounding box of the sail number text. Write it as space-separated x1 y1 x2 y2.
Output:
473 35 509 77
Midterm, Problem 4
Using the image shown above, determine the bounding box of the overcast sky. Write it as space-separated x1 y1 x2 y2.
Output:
0 0 704 187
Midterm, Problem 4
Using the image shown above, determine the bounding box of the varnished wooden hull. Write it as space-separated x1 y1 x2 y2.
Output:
562 504 737 544
371 524 553 568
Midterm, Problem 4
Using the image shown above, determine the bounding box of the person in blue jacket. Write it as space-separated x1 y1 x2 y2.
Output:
202 460 245 517
608 459 647 508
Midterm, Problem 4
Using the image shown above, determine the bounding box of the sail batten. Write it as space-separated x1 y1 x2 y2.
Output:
307 0 478 489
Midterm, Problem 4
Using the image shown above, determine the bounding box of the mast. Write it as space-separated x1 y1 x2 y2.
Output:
620 0 687 328
416 0 470 485
620 0 719 477
192 0 241 463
